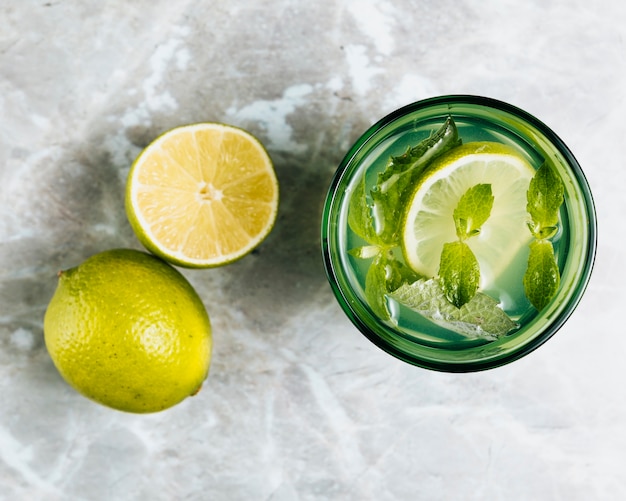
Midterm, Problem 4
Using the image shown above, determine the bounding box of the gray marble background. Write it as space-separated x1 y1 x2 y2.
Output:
1 0 624 499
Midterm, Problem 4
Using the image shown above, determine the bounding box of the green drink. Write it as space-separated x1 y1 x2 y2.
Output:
321 96 596 371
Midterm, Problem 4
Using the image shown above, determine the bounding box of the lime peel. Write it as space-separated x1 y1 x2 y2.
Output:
44 249 212 413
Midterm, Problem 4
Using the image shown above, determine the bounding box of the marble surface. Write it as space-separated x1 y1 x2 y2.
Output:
1 0 624 499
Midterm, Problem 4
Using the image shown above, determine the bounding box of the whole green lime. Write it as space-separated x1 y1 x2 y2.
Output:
44 249 212 413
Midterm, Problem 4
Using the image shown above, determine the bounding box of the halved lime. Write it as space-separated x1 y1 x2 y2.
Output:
402 142 536 285
126 123 279 268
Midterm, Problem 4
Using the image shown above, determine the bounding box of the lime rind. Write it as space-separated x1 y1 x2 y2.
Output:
44 249 212 413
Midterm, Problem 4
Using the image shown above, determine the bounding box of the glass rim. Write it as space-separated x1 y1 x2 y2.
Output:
321 94 597 372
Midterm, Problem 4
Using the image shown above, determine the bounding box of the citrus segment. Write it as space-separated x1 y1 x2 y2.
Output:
126 123 279 267
402 142 536 285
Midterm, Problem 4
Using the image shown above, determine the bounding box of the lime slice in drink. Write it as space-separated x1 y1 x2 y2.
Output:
402 142 536 285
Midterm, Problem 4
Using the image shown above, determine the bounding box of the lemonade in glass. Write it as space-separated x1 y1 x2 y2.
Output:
321 95 596 371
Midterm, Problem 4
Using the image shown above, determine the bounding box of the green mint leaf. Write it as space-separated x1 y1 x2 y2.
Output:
529 225 559 240
523 239 560 311
364 253 391 319
438 241 480 308
526 161 564 239
369 117 462 245
364 251 419 320
386 255 421 293
347 174 382 244
391 279 517 340
453 184 494 239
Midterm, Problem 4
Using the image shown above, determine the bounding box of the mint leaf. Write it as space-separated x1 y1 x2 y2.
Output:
369 117 462 245
438 241 480 308
523 240 560 310
453 184 494 239
460 295 517 338
385 255 420 292
364 251 419 320
437 184 492 308
526 161 564 239
391 279 517 340
348 174 382 244
364 254 391 319
523 161 564 309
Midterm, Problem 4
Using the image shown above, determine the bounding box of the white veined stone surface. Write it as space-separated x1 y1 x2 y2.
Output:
0 0 624 499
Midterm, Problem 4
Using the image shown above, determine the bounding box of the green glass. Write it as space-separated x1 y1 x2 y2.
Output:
321 95 597 372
